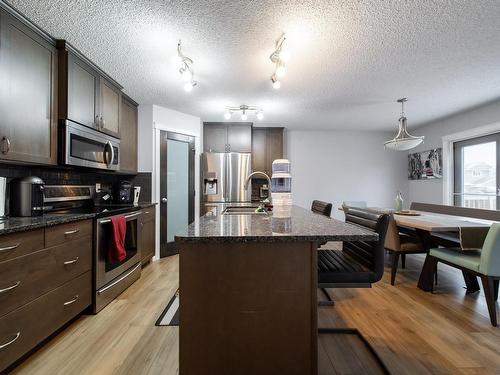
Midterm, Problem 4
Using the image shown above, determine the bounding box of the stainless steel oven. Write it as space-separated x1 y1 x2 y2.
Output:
95 210 142 312
61 119 120 170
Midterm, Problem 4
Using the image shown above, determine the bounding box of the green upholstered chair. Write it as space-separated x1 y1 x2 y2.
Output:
424 224 500 326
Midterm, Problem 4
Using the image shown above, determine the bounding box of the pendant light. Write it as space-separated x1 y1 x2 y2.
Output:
384 98 424 151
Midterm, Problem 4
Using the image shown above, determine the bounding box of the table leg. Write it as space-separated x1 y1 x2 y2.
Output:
417 254 436 291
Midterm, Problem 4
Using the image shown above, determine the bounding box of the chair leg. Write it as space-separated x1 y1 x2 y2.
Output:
401 253 406 269
494 280 499 302
463 271 480 294
391 253 400 286
434 262 438 285
319 288 335 307
480 276 497 327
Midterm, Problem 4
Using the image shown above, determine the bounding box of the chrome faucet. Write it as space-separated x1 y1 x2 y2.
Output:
245 171 272 205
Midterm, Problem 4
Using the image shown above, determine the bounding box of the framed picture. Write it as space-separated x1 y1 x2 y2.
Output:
408 148 442 180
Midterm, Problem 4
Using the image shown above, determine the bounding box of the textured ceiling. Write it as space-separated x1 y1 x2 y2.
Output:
9 0 500 130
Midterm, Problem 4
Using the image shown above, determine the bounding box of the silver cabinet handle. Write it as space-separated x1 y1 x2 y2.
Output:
1 136 10 155
97 263 140 294
64 229 80 235
63 295 79 306
0 332 20 349
0 281 21 294
63 256 79 265
95 115 100 128
100 116 104 129
0 243 20 252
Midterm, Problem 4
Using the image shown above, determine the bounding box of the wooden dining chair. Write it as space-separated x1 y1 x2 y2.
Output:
420 224 499 326
383 213 426 285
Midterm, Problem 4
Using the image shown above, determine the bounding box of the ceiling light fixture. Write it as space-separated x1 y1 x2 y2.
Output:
174 40 197 92
224 105 264 121
269 33 289 89
384 98 424 151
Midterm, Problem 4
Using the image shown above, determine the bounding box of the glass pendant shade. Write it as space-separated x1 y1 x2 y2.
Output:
384 116 424 151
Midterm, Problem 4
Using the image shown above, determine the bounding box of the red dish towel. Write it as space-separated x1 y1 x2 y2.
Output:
108 215 127 263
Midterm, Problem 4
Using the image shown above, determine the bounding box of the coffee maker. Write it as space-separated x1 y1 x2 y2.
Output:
10 176 45 217
116 180 133 204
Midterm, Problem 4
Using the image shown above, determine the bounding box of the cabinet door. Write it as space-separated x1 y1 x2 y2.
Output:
203 123 227 152
119 96 138 172
227 123 252 152
0 10 57 164
266 128 284 175
67 52 99 129
100 78 120 137
252 128 267 173
141 207 156 263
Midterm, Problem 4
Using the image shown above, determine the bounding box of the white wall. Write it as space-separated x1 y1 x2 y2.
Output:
137 105 154 172
286 130 408 220
408 99 500 204
137 104 202 259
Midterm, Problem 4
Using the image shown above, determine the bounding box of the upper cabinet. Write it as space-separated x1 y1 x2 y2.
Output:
252 127 284 176
119 95 138 173
0 7 58 164
58 40 122 138
203 122 252 153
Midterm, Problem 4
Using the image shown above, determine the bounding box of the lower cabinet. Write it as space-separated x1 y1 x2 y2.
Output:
0 272 91 372
141 206 156 265
0 220 93 373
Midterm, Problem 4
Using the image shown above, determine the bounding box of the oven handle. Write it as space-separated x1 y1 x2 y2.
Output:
97 263 141 295
98 211 142 224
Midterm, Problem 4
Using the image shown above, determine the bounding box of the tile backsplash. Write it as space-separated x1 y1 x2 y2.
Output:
0 163 152 203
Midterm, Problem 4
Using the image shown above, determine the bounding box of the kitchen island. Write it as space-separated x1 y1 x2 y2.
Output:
175 205 378 375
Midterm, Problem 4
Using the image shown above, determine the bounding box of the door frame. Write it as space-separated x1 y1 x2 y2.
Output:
159 130 195 257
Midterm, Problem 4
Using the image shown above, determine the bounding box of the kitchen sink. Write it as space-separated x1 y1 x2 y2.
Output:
222 206 268 215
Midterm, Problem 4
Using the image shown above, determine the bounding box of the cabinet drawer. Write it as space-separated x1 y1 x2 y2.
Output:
141 207 155 223
0 235 91 317
0 229 44 263
0 271 91 373
45 219 92 248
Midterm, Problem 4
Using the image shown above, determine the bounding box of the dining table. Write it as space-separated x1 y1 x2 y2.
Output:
340 206 495 291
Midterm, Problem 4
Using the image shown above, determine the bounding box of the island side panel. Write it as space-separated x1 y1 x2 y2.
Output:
179 241 317 375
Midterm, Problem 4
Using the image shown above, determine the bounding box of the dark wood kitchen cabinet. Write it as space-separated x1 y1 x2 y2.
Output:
252 127 284 175
203 122 252 152
0 220 92 373
0 6 58 165
141 206 156 265
57 40 122 137
119 95 138 173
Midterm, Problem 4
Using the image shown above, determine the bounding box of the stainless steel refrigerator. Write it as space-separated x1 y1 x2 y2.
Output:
202 152 252 207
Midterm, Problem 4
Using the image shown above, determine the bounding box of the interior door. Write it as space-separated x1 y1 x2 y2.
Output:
160 131 195 257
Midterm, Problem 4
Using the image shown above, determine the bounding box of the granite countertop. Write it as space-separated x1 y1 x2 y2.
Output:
0 202 158 236
0 213 96 236
175 204 378 243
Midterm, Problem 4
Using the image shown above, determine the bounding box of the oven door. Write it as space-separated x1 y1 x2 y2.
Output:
63 120 120 171
95 211 142 289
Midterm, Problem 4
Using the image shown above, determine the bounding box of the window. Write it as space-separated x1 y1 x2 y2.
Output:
453 133 499 210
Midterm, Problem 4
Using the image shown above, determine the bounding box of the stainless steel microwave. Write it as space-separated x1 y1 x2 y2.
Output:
60 120 120 171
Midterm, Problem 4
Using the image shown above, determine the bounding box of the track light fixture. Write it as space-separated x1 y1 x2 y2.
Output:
173 40 197 92
269 33 289 89
223 105 264 121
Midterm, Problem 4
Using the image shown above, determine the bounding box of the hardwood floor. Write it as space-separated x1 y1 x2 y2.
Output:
11 252 500 375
